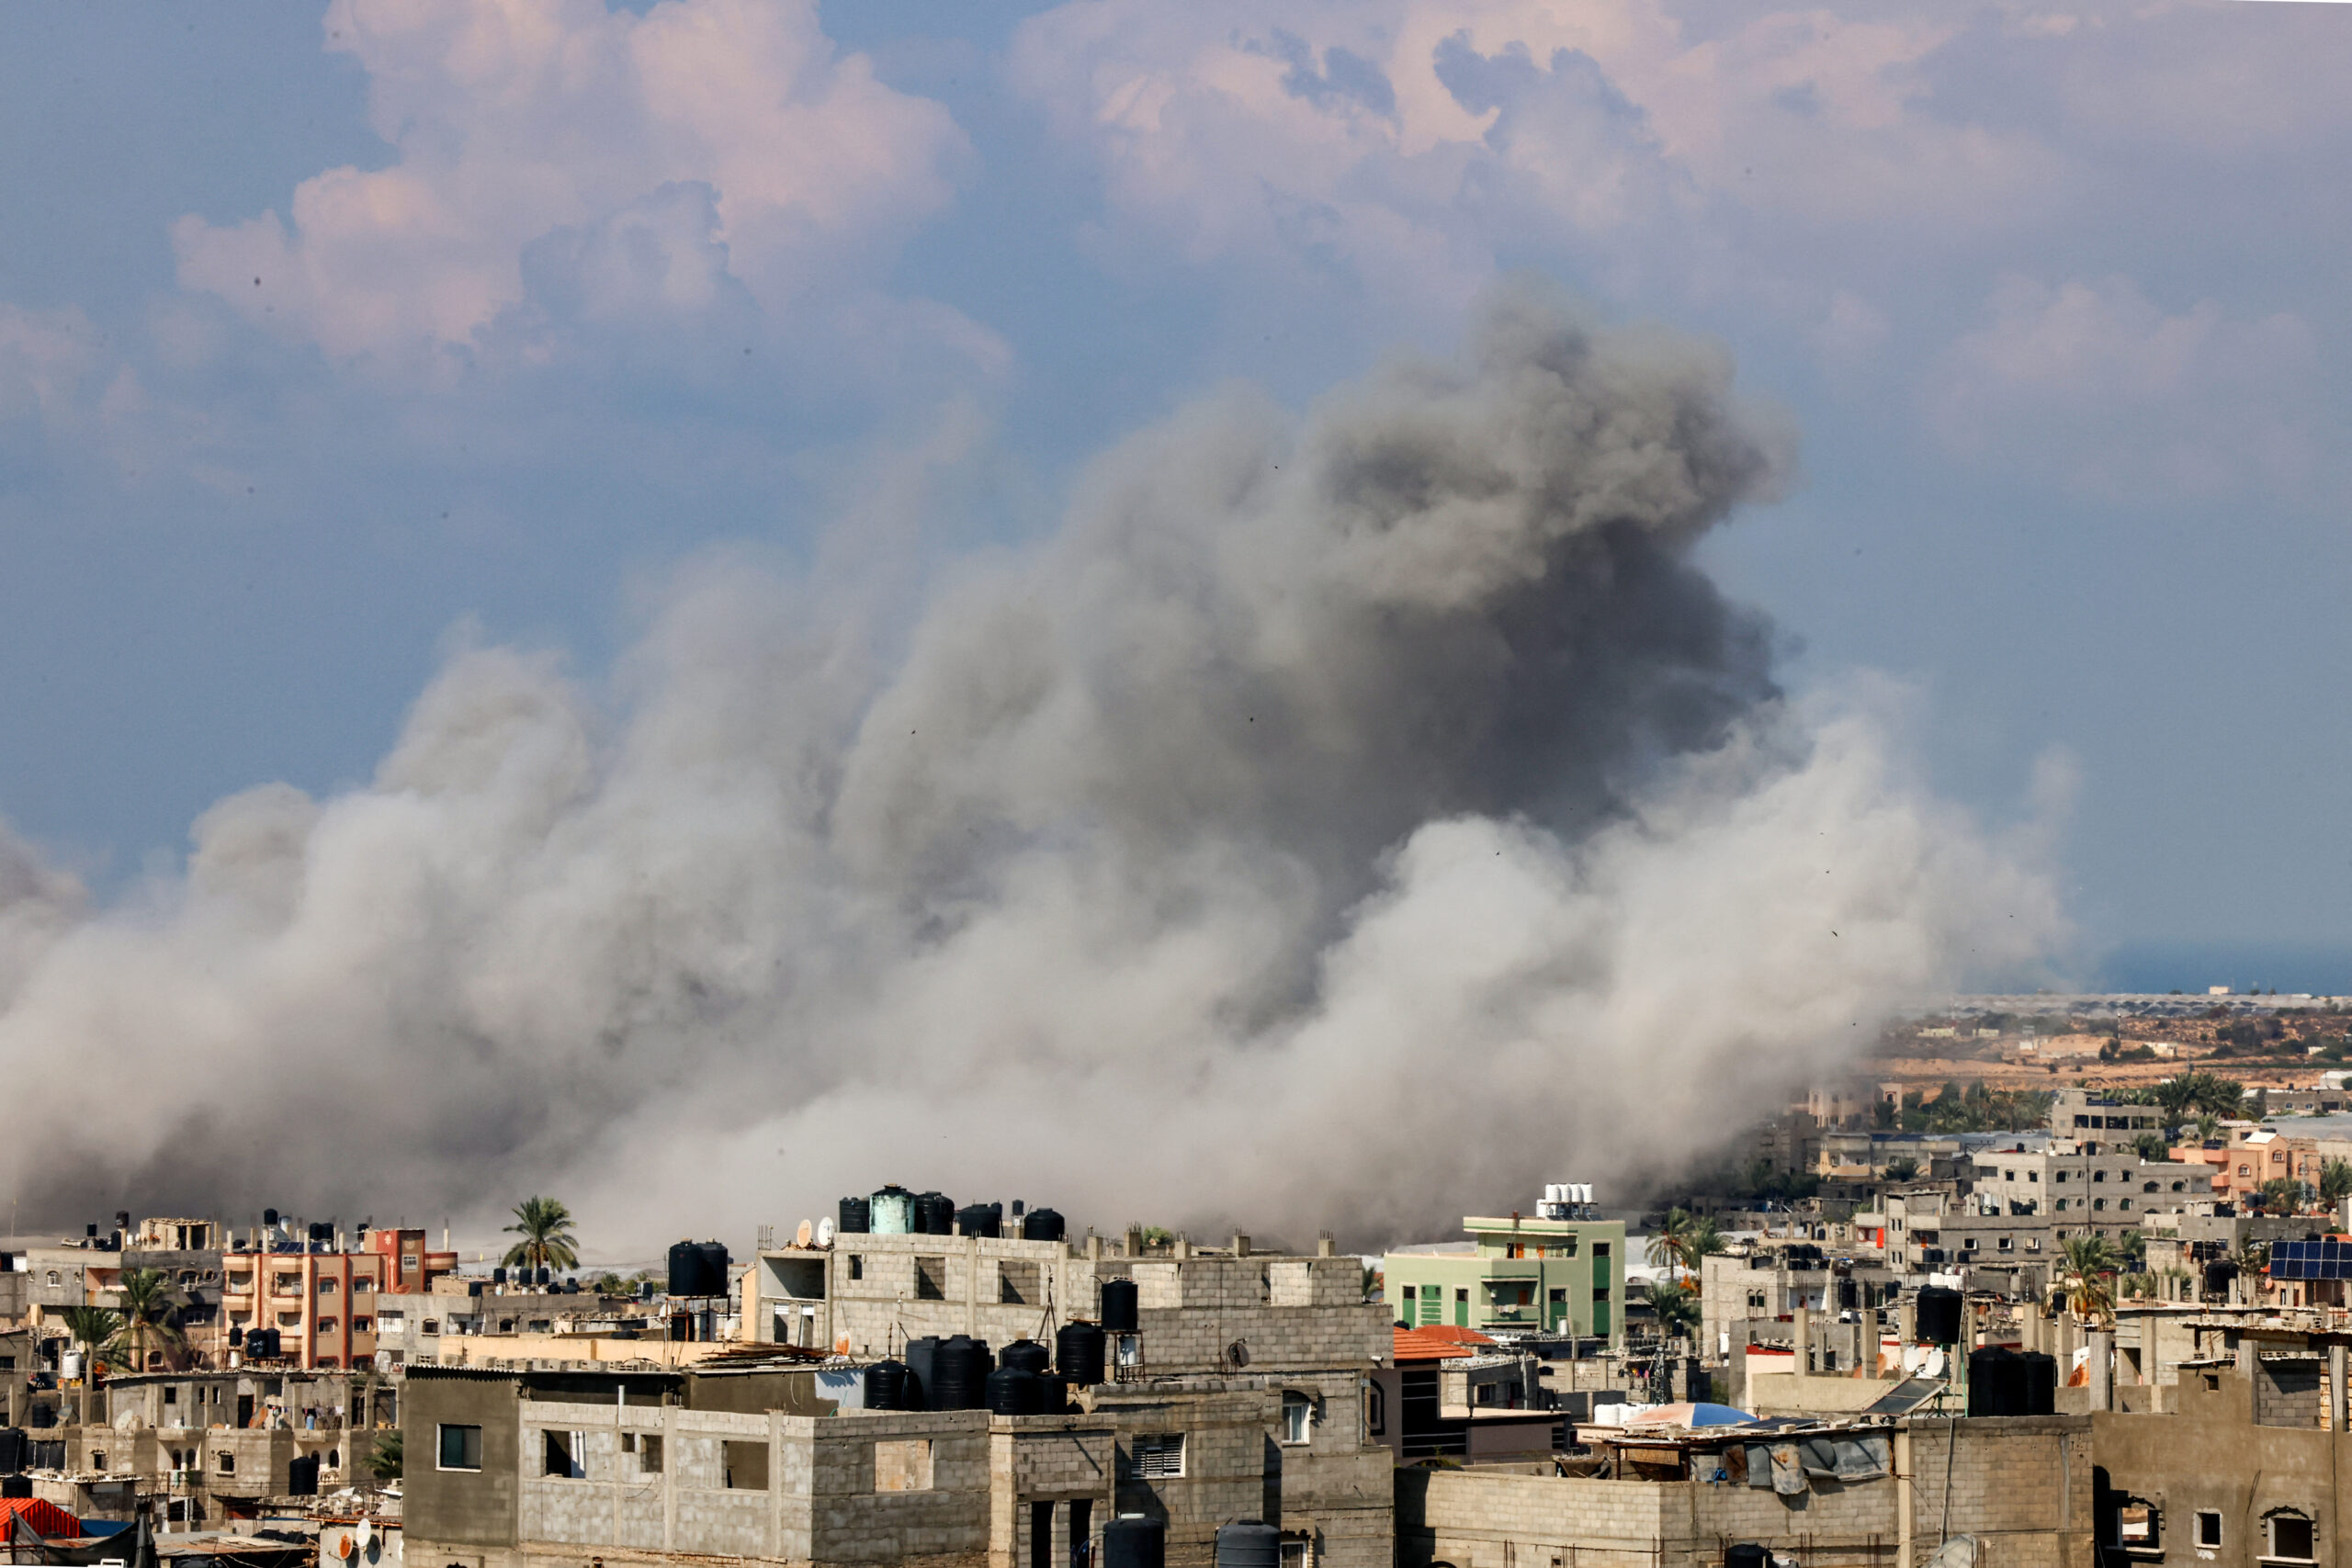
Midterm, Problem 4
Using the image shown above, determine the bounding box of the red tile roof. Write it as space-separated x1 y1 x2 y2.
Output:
1393 1325 1497 1361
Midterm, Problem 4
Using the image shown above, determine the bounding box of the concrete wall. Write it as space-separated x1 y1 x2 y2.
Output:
761 1239 1383 1376
1399 1416 2091 1568
2095 1368 2352 1568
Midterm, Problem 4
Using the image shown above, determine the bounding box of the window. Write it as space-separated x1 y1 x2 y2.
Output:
423 1320 441 1336
318 1279 339 1295
543 1429 585 1479
2240 1165 2252 1177
353 1318 372 1334
915 1258 946 1301
2030 1172 2039 1182
2056 1172 2069 1184
1997 1237 2014 1251
2143 1181 2159 1193
2117 1503 2157 1550
2120 1199 2133 1212
317 1318 338 1334
2094 1170 2108 1183
499 1320 515 1333
2269 1512 2314 1562
216 1451 236 1475
848 1256 864 1281
722 1440 769 1490
1280 1542 1309 1568
620 1432 664 1472
437 1424 482 1472
277 1312 301 1327
352 1279 373 1293
2195 1512 2222 1549
1281 1391 1311 1444
2093 1200 2107 1212
1131 1433 1184 1479
92 1451 106 1471
874 1438 933 1492
273 1274 300 1295
163 1387 177 1405
1400 1285 1415 1301
1364 1382 1385 1438
378 1311 404 1330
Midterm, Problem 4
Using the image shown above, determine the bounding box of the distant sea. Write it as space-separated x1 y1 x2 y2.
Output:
2097 941 2352 998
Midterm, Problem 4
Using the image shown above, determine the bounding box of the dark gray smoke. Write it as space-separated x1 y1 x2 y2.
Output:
0 286 2058 1254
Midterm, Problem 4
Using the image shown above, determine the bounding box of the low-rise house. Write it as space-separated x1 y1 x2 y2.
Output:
1396 1414 2092 1568
1381 1198 1624 1345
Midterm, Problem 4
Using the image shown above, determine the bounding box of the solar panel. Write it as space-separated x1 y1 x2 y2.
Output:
1861 1377 1949 1416
2269 1240 2352 1281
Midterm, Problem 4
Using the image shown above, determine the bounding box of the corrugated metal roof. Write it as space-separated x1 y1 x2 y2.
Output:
1392 1325 1495 1360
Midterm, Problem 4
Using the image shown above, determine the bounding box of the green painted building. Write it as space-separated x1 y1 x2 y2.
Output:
1381 1213 1626 1344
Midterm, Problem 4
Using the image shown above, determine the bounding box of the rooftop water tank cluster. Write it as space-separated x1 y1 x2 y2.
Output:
862 1322 1116 1413
666 1239 730 1297
1534 1182 1595 1220
836 1189 1067 1241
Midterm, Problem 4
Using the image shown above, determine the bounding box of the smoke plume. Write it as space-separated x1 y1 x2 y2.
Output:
0 288 2060 1254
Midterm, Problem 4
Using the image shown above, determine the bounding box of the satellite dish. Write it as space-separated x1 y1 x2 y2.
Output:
816 1218 836 1247
795 1219 814 1247
355 1521 374 1551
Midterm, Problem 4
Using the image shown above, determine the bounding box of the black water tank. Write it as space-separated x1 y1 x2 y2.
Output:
668 1241 722 1297
1102 1278 1139 1333
840 1196 871 1235
1915 1286 1962 1345
1057 1322 1107 1387
1023 1208 1066 1243
865 1361 910 1412
1723 1548 1769 1568
0 1432 25 1471
0 1476 29 1501
916 1191 956 1235
1035 1372 1069 1415
1102 1517 1165 1568
933 1335 990 1409
986 1366 1044 1416
228 1326 243 1348
1968 1348 2021 1416
906 1337 940 1410
1214 1521 1282 1568
957 1203 1002 1239
263 1209 279 1227
492 1267 507 1285
2019 1351 2058 1416
1001 1339 1052 1378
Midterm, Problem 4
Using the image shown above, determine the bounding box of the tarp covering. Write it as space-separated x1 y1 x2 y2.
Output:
0 1499 82 1540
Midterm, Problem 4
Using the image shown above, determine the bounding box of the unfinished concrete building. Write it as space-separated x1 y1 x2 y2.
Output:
1397 1415 2094 1568
407 1235 1395 1568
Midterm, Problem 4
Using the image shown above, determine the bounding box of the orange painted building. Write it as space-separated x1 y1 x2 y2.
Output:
221 1227 455 1371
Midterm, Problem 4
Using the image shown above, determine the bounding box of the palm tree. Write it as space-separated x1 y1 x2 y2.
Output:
1644 1280 1701 1342
1646 1209 1696 1279
2130 1131 2172 1162
1680 1216 1726 1274
364 1428 402 1482
61 1306 122 1371
111 1268 187 1371
2319 1159 2352 1208
503 1196 580 1272
2256 1178 2307 1215
2192 1112 2222 1145
2054 1235 2119 1326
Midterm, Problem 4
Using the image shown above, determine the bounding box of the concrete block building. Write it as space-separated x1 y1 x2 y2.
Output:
1381 1212 1624 1344
404 1350 1396 1568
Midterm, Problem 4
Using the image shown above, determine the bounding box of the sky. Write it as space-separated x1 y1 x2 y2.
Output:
4 0 2350 992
